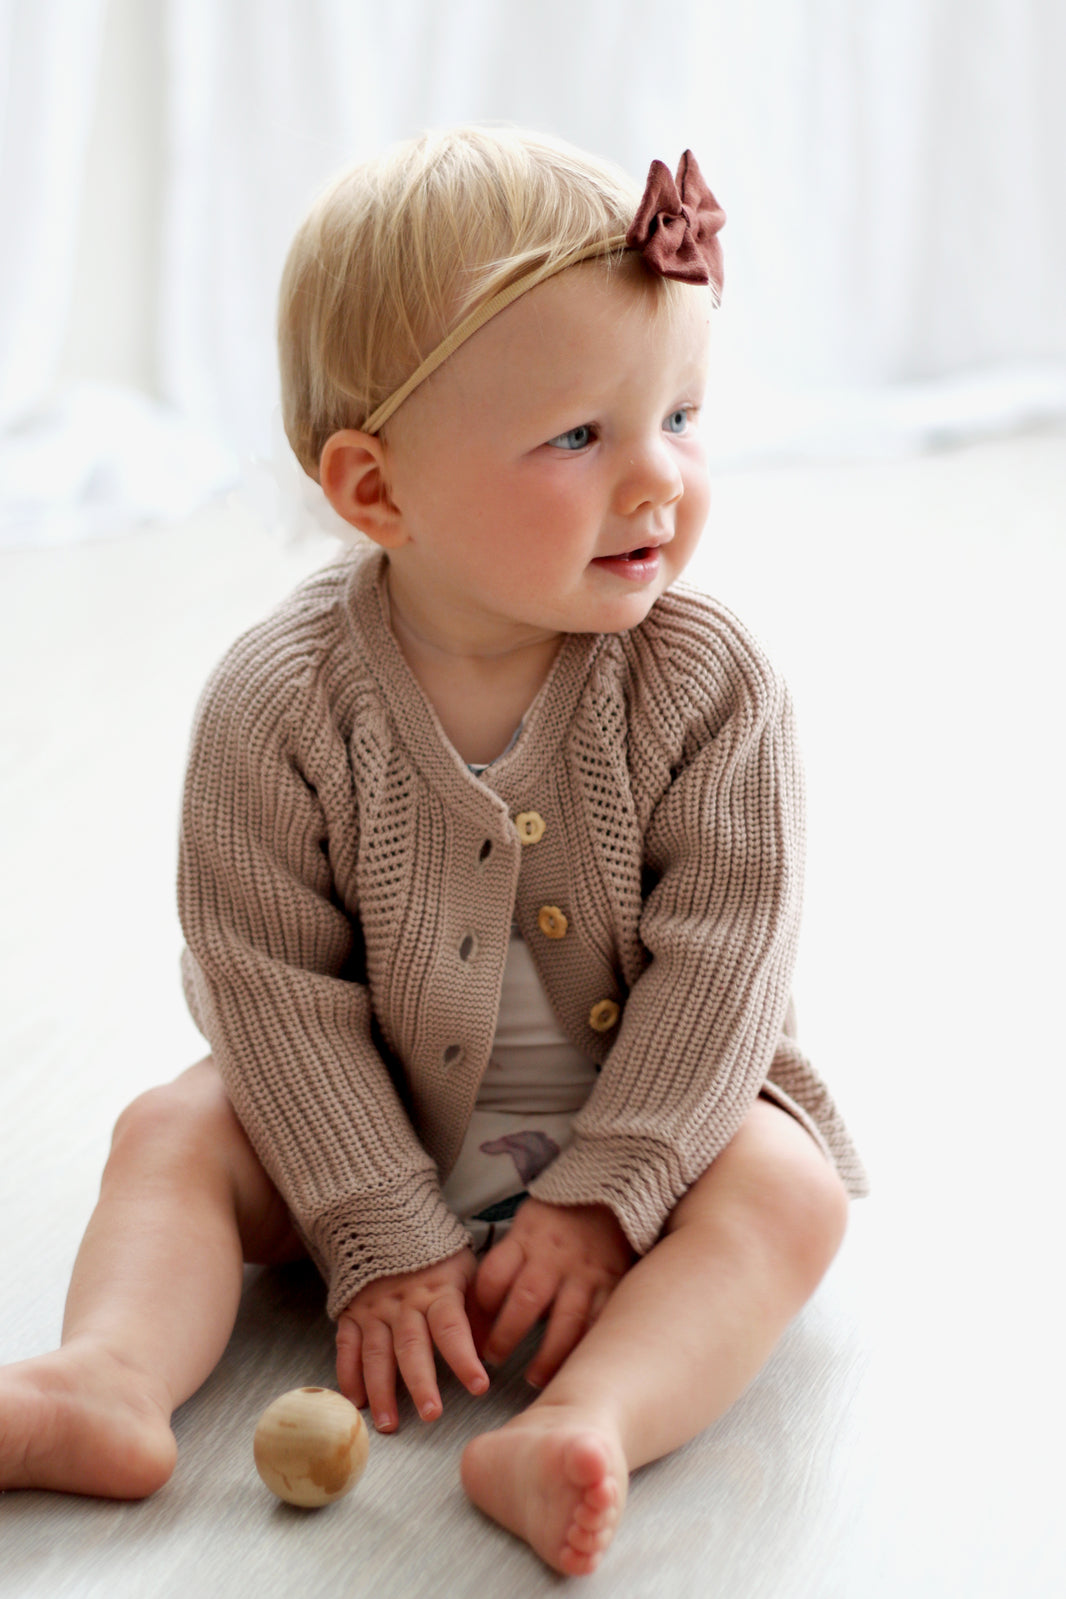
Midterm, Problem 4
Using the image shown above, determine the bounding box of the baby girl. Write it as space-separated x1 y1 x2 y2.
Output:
0 126 865 1577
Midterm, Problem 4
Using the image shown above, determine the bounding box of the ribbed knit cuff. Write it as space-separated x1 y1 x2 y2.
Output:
300 1168 472 1319
527 1135 691 1255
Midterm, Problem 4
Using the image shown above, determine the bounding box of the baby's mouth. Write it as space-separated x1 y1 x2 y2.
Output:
598 545 654 563
591 544 664 579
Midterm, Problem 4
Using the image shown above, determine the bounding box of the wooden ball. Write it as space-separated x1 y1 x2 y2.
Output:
253 1387 368 1507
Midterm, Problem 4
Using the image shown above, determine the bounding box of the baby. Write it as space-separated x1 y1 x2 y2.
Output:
0 127 866 1576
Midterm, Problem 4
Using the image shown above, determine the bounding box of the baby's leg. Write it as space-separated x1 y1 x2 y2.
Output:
461 1100 849 1575
0 1059 298 1497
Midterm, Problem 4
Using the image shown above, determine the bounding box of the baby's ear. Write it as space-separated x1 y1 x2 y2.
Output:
318 430 406 547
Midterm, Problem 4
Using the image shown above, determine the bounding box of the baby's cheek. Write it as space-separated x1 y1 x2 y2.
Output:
686 464 711 523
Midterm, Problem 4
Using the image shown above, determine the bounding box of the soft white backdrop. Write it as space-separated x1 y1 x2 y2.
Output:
1 0 1064 545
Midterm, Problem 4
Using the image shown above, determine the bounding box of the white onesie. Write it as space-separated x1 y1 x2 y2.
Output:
432 742 597 1246
441 921 599 1249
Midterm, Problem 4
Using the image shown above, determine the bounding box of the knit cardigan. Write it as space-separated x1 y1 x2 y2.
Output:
179 547 866 1318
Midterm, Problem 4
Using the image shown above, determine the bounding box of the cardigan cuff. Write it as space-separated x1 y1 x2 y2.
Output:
527 1134 692 1255
298 1169 473 1318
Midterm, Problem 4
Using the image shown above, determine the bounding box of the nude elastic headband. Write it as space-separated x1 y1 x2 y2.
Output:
361 150 724 436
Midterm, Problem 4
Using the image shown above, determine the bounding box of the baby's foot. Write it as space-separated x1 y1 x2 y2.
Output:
0 1341 177 1498
460 1404 628 1576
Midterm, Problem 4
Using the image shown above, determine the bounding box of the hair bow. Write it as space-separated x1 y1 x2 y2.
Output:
626 151 725 292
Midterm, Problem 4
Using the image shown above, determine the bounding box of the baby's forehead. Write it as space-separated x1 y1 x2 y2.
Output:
512 257 681 332
476 270 709 393
395 263 710 445
494 260 698 346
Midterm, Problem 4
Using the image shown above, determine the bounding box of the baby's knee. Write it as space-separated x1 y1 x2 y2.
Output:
107 1063 297 1264
109 1057 239 1172
672 1103 849 1293
761 1135 850 1294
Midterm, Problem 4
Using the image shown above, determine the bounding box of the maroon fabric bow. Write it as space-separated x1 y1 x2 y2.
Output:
626 151 725 292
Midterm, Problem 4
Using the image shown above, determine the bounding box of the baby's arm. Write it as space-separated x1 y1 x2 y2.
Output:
473 1199 634 1387
337 1249 489 1432
178 604 470 1321
528 632 805 1256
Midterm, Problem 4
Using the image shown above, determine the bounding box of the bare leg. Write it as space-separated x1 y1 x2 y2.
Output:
0 1059 298 1497
461 1100 850 1575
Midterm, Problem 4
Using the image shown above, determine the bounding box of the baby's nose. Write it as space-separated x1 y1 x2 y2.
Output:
614 443 683 515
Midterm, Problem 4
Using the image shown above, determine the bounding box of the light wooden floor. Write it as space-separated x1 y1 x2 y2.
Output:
1 429 1063 1597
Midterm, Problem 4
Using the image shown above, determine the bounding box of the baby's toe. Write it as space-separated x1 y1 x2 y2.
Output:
566 1521 606 1555
565 1431 610 1485
586 1475 617 1512
560 1544 601 1577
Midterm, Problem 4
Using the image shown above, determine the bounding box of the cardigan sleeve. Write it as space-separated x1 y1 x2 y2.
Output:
178 639 470 1316
528 654 804 1253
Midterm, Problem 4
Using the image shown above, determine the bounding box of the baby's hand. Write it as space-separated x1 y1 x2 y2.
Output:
474 1198 635 1389
336 1248 489 1433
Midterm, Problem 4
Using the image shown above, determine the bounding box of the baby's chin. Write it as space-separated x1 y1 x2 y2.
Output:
576 571 677 631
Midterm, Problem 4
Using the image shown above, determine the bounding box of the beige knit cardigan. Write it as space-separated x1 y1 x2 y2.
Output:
179 548 866 1318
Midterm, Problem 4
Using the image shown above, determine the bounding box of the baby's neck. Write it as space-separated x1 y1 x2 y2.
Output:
426 675 535 766
385 581 562 766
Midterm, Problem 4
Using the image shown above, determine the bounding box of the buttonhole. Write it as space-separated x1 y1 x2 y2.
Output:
459 934 476 962
478 839 493 863
443 1044 462 1067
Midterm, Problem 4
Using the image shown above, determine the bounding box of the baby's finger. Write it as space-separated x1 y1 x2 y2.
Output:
335 1315 367 1408
524 1282 593 1389
483 1265 557 1367
465 1275 496 1357
392 1309 444 1422
474 1234 524 1316
361 1320 400 1433
426 1294 490 1396
588 1282 612 1324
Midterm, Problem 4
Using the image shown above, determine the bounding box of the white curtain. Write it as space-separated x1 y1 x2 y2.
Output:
0 0 105 423
1 0 1064 546
694 0 1066 459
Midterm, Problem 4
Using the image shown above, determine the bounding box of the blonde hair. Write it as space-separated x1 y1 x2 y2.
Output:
278 126 670 477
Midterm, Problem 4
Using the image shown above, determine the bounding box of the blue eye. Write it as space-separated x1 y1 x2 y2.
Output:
663 408 691 435
548 424 594 451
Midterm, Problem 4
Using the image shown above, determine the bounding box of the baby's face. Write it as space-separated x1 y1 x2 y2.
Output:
381 261 712 652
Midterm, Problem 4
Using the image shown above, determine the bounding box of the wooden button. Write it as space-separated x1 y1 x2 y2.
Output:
537 905 568 940
588 999 620 1032
515 811 546 845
